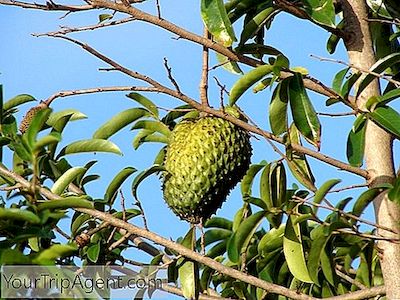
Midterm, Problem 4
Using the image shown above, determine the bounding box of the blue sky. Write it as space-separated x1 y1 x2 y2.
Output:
0 1 391 298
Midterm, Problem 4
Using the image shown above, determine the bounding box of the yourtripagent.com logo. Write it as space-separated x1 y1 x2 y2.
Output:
1 265 167 299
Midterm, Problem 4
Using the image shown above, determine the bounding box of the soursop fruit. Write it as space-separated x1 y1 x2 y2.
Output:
162 110 252 223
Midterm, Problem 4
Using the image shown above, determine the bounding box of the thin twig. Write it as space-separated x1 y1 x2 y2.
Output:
329 183 368 193
335 268 367 290
108 231 131 251
310 54 400 88
155 0 161 18
55 225 71 239
292 195 398 234
366 18 400 26
213 76 229 107
120 190 127 222
200 27 210 107
33 17 135 37
0 0 92 11
318 111 357 117
163 57 181 94
43 86 159 106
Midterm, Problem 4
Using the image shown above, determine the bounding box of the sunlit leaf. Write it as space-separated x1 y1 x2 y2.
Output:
269 79 289 136
51 167 87 195
3 94 36 111
201 0 236 47
347 115 366 167
0 207 40 224
33 244 77 264
93 108 150 139
104 167 137 206
369 105 400 138
126 93 159 118
312 179 341 214
37 197 94 211
57 139 122 157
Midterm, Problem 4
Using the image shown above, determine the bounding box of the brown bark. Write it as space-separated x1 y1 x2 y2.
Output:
341 0 400 298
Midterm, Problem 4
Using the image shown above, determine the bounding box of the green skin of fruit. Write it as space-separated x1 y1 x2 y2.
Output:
163 116 252 224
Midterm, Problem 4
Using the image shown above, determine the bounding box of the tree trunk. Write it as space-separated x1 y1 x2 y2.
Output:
341 0 400 298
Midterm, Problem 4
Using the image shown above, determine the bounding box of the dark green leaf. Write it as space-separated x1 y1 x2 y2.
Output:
269 79 289 135
241 162 267 197
287 124 316 190
347 115 366 167
301 0 335 27
369 105 400 138
239 7 275 45
313 179 341 214
23 108 52 149
104 167 137 206
332 68 349 94
357 53 400 97
131 165 165 201
352 188 381 218
388 177 400 204
204 217 232 230
87 242 101 263
98 14 112 23
227 211 265 263
289 73 321 148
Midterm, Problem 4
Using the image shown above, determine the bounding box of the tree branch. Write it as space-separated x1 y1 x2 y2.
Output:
33 17 135 37
37 34 368 178
200 27 210 107
0 0 92 11
43 86 159 106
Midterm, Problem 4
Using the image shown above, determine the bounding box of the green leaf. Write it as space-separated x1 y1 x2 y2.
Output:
3 94 36 111
269 79 289 135
235 43 282 56
216 53 243 74
34 132 62 152
352 188 381 218
241 162 267 198
37 197 94 211
126 93 159 118
178 228 199 300
131 165 165 201
269 161 286 208
312 179 341 214
253 77 272 93
341 72 361 99
131 120 171 138
388 177 400 204
0 207 40 224
98 13 112 23
227 211 265 263
34 244 77 264
239 7 275 45
71 213 92 236
283 208 313 283
93 108 149 139
258 224 285 255
204 217 233 230
47 109 87 127
230 64 274 105
357 53 400 97
57 139 122 157
320 246 336 287
260 164 272 209
23 108 52 149
132 129 169 149
301 0 335 27
347 115 366 167
199 229 231 247
332 68 349 94
369 105 400 138
87 242 101 263
289 73 321 148
104 167 137 206
286 124 316 191
380 88 400 105
51 167 87 195
201 0 236 47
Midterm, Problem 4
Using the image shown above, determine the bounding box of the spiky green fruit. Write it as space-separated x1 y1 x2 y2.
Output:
163 113 252 223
